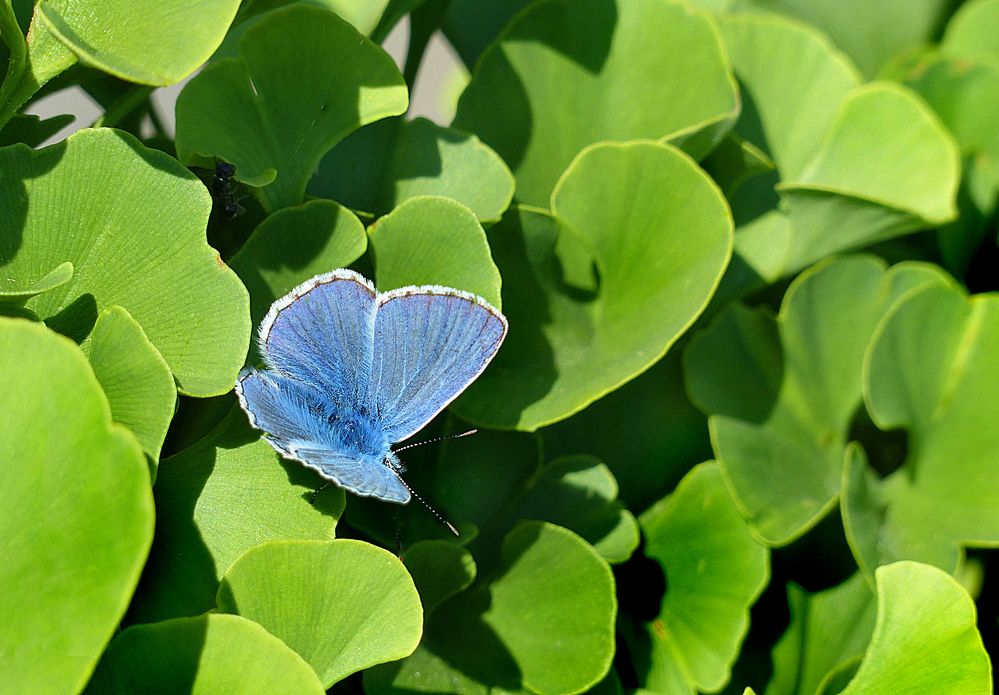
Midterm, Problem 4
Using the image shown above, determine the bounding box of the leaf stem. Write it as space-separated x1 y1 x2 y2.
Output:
0 2 27 130
92 84 153 128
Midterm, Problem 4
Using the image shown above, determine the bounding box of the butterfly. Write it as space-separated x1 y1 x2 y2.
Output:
235 269 507 509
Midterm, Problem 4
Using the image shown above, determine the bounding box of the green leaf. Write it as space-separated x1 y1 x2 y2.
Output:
838 562 991 694
482 522 616 693
631 463 769 693
844 282 999 575
0 318 153 694
780 83 960 268
129 408 343 624
0 260 72 303
369 195 503 307
216 539 423 687
228 199 368 329
86 614 325 694
175 4 408 211
87 305 176 464
368 521 617 694
720 15 961 279
310 117 515 223
719 13 861 180
0 128 250 396
455 141 732 430
766 573 877 695
402 540 477 615
741 0 954 78
37 0 240 85
941 0 999 66
514 455 640 564
452 0 739 206
684 256 949 545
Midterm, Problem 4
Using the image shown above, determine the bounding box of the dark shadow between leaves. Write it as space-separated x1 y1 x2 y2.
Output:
44 292 97 343
125 446 221 626
543 352 712 512
509 0 616 74
515 464 625 550
453 48 534 178
615 538 667 623
847 405 908 479
457 207 560 427
309 118 400 214
422 587 523 691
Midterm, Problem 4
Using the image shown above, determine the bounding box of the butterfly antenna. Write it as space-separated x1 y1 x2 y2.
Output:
393 428 478 453
394 475 459 537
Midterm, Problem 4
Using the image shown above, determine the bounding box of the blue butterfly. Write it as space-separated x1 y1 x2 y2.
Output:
235 269 507 506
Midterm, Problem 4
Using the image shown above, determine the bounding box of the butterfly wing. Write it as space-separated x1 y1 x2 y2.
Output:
235 368 326 457
370 286 507 443
258 269 377 410
292 446 410 503
236 369 410 502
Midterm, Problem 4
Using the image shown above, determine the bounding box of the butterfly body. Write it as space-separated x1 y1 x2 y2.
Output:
235 269 506 504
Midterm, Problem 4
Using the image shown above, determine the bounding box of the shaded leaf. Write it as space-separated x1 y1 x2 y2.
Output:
514 455 639 564
86 614 325 694
765 573 876 695
402 540 476 615
741 0 954 78
229 198 368 329
844 282 999 575
368 521 617 694
311 117 514 223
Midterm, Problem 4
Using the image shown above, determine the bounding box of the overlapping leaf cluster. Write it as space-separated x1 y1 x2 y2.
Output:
1 0 997 693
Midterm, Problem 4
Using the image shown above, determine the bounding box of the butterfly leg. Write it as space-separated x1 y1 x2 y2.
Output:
309 480 333 505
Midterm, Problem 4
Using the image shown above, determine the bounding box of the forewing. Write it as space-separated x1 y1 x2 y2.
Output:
258 269 376 409
371 287 507 443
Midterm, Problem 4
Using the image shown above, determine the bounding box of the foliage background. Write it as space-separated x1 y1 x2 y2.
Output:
1 0 998 693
